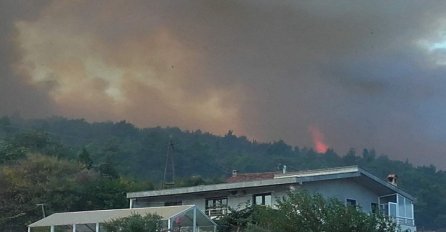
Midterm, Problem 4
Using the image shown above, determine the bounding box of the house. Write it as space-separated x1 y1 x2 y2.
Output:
28 205 217 232
127 166 416 232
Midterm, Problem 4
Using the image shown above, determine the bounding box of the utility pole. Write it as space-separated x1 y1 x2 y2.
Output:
162 137 176 189
36 203 46 218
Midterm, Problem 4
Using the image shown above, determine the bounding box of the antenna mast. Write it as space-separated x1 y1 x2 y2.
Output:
162 137 175 189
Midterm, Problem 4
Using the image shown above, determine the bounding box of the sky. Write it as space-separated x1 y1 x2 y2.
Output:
2 0 446 168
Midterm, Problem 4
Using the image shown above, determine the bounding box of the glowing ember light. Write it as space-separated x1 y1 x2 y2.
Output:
308 126 328 153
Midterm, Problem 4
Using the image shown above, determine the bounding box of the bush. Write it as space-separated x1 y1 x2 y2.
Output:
219 191 397 232
102 213 163 232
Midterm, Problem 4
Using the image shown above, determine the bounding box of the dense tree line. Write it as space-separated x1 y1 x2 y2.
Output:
0 116 445 230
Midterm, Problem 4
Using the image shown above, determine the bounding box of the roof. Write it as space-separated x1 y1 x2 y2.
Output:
274 166 361 179
127 166 415 201
29 205 193 227
275 166 415 200
226 172 275 183
127 177 298 198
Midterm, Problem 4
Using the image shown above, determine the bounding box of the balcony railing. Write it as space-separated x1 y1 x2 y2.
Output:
396 217 415 227
205 207 228 217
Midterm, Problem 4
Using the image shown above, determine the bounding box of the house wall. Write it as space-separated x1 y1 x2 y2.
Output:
133 178 379 214
133 185 292 210
302 178 379 213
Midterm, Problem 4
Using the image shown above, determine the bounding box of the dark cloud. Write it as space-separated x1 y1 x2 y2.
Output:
2 0 446 168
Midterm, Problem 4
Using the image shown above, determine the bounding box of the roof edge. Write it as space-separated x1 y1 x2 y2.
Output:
357 167 415 201
28 205 196 227
127 177 298 198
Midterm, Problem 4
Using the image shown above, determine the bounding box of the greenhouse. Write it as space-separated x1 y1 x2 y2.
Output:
28 205 216 232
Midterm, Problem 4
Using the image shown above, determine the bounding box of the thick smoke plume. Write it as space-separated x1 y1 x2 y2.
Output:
2 0 446 168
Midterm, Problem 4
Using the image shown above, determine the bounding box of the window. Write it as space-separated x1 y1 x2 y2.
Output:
371 203 378 214
379 194 396 217
346 199 357 207
389 202 397 217
205 197 228 217
164 201 182 206
397 194 414 220
253 193 272 206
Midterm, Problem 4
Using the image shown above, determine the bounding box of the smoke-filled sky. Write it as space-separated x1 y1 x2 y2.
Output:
2 0 446 168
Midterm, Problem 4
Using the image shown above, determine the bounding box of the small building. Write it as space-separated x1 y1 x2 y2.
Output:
127 166 416 232
28 205 216 232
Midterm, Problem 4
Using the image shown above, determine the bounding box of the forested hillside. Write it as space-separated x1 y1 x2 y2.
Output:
1 116 445 230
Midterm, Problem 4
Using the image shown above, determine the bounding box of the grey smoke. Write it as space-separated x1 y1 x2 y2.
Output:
1 0 446 168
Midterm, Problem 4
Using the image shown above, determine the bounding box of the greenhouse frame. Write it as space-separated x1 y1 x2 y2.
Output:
28 205 217 232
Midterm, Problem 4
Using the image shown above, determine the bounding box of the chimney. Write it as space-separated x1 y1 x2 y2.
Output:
282 165 287 174
232 170 238 177
387 174 398 186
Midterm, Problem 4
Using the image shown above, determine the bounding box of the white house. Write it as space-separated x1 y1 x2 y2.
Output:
127 166 416 232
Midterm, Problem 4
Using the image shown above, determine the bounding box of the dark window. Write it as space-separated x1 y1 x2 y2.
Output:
205 197 228 217
346 199 357 207
253 193 272 206
164 201 182 206
371 202 378 213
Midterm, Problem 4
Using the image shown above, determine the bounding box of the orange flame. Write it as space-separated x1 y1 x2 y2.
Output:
309 126 328 153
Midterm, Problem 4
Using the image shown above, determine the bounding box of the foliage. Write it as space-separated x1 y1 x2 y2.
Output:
217 204 255 232
78 147 93 169
97 156 119 179
0 154 152 231
265 191 396 232
0 130 70 164
219 191 397 232
0 140 26 163
0 154 88 231
102 213 163 232
0 116 446 229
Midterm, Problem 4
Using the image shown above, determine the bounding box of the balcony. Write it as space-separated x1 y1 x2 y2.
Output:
205 207 228 218
205 197 228 218
379 194 416 230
